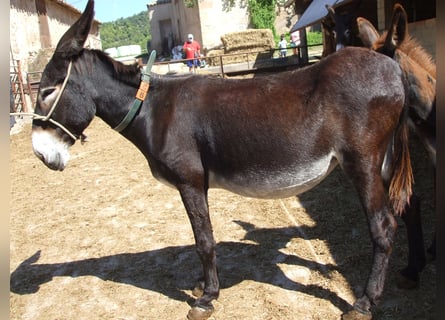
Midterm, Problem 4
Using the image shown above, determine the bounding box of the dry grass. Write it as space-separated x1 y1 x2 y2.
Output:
10 117 435 319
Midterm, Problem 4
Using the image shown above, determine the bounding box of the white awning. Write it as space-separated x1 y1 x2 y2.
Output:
290 0 354 32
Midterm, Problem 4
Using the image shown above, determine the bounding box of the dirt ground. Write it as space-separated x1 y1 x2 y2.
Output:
10 117 435 319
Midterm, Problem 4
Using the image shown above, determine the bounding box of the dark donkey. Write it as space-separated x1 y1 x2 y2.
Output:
31 1 415 319
356 4 436 289
321 1 365 57
322 2 436 289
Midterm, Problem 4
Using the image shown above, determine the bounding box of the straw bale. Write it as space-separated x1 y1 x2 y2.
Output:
206 49 225 66
206 47 274 66
221 29 275 52
205 29 275 67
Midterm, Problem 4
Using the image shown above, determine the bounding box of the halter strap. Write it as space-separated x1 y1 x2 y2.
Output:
45 60 73 121
10 60 79 141
113 50 157 133
11 51 157 139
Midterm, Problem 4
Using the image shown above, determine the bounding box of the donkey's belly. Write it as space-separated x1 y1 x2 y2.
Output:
209 153 338 199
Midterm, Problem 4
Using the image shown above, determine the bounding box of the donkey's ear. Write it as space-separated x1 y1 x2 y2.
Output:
326 4 336 20
55 0 95 58
322 4 336 29
381 4 408 56
356 17 379 48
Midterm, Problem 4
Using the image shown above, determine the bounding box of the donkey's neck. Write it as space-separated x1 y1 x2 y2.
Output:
94 79 141 129
85 50 143 129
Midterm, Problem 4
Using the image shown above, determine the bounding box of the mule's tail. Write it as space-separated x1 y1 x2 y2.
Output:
389 107 414 215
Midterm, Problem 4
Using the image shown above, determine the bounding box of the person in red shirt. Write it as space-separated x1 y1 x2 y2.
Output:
183 34 201 73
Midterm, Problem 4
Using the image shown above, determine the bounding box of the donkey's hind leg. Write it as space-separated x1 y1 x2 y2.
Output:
341 160 397 319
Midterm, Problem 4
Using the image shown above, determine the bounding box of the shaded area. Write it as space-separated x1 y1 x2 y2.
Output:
11 222 352 314
10 119 435 319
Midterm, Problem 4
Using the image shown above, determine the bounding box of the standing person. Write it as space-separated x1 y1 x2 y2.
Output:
290 30 300 56
183 33 201 73
278 34 288 58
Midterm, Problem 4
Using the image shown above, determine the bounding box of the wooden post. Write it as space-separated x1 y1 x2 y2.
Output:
35 0 51 48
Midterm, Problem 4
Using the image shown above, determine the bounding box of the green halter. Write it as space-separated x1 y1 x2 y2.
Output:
113 50 157 133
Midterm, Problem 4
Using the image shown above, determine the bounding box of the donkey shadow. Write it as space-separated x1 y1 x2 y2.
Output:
10 218 352 313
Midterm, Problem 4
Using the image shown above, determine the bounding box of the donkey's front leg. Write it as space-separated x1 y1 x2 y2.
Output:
179 184 220 320
398 193 426 289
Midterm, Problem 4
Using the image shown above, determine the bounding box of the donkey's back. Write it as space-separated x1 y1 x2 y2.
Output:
147 47 406 199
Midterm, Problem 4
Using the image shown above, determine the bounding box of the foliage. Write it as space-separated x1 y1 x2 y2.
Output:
273 31 323 47
213 0 276 32
248 0 276 34
184 0 197 8
306 31 322 46
100 11 151 51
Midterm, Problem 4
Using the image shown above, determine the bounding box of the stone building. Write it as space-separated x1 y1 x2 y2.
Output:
10 0 101 73
10 0 101 112
147 0 251 55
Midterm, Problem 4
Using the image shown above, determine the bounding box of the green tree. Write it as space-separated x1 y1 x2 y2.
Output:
248 0 276 34
183 0 277 34
100 11 151 51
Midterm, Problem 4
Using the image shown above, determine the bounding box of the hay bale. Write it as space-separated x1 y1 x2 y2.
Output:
205 29 275 67
206 49 225 66
206 48 273 66
220 50 273 66
221 29 275 52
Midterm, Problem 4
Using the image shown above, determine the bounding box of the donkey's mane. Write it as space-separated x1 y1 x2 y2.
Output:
87 49 199 87
375 32 436 78
90 49 142 86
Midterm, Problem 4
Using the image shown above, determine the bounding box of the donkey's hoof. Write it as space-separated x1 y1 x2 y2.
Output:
342 309 372 320
187 305 214 320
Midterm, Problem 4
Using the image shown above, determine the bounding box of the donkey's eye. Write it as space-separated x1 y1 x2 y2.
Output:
41 87 56 100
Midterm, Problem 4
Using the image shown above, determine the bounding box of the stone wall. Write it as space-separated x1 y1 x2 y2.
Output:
198 0 250 50
149 0 250 55
10 0 101 73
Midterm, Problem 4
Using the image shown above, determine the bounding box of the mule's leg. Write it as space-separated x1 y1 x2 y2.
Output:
353 208 397 315
342 165 397 319
178 184 219 320
427 233 436 260
398 193 426 289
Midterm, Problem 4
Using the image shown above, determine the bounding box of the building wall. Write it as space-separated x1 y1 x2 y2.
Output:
407 18 436 59
176 0 202 45
198 0 250 49
10 0 101 73
45 1 101 49
10 0 43 62
377 0 435 59
148 2 175 54
148 0 436 60
149 0 250 55
149 0 203 55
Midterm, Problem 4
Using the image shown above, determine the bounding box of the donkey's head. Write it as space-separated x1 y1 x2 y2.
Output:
357 4 436 163
32 0 96 171
323 5 357 51
321 2 364 57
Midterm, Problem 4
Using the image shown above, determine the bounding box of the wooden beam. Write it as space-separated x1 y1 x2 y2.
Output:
35 0 51 48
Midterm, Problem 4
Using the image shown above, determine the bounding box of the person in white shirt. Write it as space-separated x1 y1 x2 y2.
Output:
278 34 288 58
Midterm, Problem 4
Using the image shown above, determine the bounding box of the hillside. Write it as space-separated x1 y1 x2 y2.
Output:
100 11 151 51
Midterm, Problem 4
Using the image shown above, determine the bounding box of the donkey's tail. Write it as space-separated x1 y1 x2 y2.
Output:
389 107 414 215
